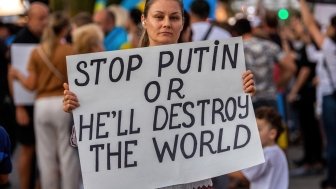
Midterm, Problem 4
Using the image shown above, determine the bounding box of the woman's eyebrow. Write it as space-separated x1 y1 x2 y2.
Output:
152 11 181 15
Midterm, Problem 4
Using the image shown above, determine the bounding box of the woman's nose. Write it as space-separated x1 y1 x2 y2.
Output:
163 17 171 28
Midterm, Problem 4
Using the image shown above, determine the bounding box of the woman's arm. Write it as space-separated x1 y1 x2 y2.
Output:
277 52 296 88
287 66 311 103
9 67 37 91
299 0 325 48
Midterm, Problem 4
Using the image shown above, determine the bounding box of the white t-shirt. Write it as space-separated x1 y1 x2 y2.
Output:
191 22 231 42
306 44 329 116
242 145 288 189
321 38 336 94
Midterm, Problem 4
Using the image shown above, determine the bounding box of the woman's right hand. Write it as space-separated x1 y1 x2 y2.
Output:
63 83 80 113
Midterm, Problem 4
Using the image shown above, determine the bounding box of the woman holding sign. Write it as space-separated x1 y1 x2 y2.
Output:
63 0 255 188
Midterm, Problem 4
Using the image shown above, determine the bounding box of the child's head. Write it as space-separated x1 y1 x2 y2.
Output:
255 106 284 147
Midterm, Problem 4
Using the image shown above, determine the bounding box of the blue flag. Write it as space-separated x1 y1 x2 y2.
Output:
121 0 142 10
183 0 216 19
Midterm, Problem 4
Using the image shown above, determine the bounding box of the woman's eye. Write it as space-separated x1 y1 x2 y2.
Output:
154 16 164 20
170 17 179 20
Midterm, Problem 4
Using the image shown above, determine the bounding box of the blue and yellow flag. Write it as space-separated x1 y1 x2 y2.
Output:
94 0 107 13
120 0 216 18
121 0 145 12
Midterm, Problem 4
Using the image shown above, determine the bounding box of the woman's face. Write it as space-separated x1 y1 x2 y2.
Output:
143 0 183 46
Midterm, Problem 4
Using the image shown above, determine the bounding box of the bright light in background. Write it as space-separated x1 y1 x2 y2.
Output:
0 0 27 16
231 0 300 11
278 8 289 20
228 17 237 26
247 6 256 15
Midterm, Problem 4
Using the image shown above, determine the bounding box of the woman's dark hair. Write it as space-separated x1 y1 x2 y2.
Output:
331 15 336 43
255 106 285 142
234 18 252 36
130 8 142 26
139 0 184 47
190 0 210 20
178 10 192 43
264 11 278 29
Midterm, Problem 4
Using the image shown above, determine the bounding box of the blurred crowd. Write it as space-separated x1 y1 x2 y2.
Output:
0 0 335 189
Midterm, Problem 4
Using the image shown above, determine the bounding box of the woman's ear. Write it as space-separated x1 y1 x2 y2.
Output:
141 15 146 28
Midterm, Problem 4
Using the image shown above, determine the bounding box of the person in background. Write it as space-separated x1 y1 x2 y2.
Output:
0 125 12 188
93 8 128 51
10 12 81 189
0 22 22 46
286 13 324 176
72 23 104 54
0 22 11 40
63 0 256 188
228 106 289 189
71 12 93 31
122 8 143 49
233 18 295 110
299 0 336 188
8 2 49 189
258 12 293 151
0 35 16 155
67 12 93 43
189 0 230 41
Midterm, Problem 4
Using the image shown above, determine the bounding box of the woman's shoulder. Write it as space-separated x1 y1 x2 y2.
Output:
57 42 75 54
59 42 73 49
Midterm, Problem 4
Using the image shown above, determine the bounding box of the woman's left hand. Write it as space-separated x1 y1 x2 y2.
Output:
8 66 19 80
242 70 256 95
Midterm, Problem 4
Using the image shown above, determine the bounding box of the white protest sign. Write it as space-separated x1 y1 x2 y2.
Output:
67 37 264 189
11 44 36 105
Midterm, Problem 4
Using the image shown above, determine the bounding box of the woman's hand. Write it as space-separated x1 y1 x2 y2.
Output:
287 90 298 103
242 70 256 95
16 106 30 126
8 66 19 80
63 83 80 113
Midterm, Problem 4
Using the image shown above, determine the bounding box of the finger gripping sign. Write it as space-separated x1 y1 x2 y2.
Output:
66 37 264 189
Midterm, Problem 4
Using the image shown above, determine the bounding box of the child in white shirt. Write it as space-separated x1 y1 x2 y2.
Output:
228 106 289 189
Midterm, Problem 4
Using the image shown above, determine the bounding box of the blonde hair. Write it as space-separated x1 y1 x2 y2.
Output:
72 24 104 54
139 0 184 47
41 12 70 56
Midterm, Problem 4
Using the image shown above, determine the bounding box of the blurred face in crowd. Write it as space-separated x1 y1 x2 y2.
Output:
93 10 114 34
142 0 184 46
290 16 305 39
0 26 10 39
256 118 277 147
28 2 49 36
